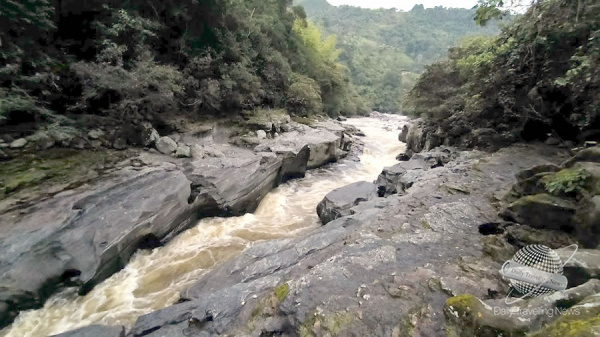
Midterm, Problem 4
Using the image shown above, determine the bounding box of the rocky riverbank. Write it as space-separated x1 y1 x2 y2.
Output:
6 113 600 337
50 122 600 337
0 115 362 329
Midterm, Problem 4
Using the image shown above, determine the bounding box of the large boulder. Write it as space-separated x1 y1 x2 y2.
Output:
141 126 159 147
398 124 409 142
501 194 577 231
9 138 27 149
255 122 346 175
375 158 428 196
558 248 600 286
185 152 282 215
155 136 177 155
174 145 191 158
562 146 600 167
316 181 377 225
0 166 196 327
405 119 427 153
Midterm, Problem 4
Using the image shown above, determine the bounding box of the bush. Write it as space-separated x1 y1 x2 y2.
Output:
0 87 51 125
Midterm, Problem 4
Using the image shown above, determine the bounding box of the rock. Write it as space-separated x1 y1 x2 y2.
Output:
48 127 77 147
501 194 577 232
529 288 600 337
255 123 344 170
558 248 600 286
277 145 310 184
190 144 205 159
141 127 159 147
204 147 225 158
411 147 456 168
280 124 291 132
50 325 125 337
87 129 105 140
0 166 197 326
90 140 103 149
70 137 87 149
510 164 561 197
174 145 191 158
516 164 562 181
545 136 560 145
445 280 600 337
585 141 597 147
562 146 600 167
337 116 347 121
185 152 282 215
482 225 578 263
168 134 182 143
405 119 427 152
111 137 127 150
375 158 428 196
27 131 55 150
256 130 267 139
9 138 27 149
0 149 8 160
395 152 411 161
574 195 600 248
316 181 377 225
155 136 177 155
398 124 409 142
444 294 528 337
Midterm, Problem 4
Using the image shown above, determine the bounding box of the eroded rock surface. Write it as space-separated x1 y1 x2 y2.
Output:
316 181 377 225
118 144 568 337
0 120 351 328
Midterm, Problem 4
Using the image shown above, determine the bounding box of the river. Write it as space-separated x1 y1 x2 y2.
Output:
1 114 407 337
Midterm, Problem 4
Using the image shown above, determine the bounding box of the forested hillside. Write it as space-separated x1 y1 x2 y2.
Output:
405 0 600 150
0 0 367 144
295 0 502 112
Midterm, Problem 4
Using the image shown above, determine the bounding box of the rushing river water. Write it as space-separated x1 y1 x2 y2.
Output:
1 115 407 337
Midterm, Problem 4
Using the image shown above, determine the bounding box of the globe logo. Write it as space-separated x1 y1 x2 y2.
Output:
500 244 578 304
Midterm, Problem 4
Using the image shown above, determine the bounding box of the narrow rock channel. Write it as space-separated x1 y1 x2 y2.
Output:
1 115 407 337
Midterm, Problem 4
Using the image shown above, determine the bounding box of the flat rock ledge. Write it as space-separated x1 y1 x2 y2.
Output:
62 143 574 337
0 122 350 328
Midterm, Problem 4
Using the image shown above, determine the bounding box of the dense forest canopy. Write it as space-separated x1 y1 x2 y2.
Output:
0 0 368 139
294 0 503 112
405 0 600 148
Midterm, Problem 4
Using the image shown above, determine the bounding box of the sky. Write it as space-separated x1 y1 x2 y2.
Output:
326 0 479 11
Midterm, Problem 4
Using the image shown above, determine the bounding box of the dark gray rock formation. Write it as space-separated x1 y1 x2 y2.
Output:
398 124 409 143
316 181 377 225
0 121 352 329
50 325 125 337
375 158 428 196
120 144 565 337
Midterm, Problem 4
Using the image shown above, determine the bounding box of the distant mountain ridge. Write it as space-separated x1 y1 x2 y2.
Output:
293 0 502 112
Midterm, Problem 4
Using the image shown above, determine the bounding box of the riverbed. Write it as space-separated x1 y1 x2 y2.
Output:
1 115 407 337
